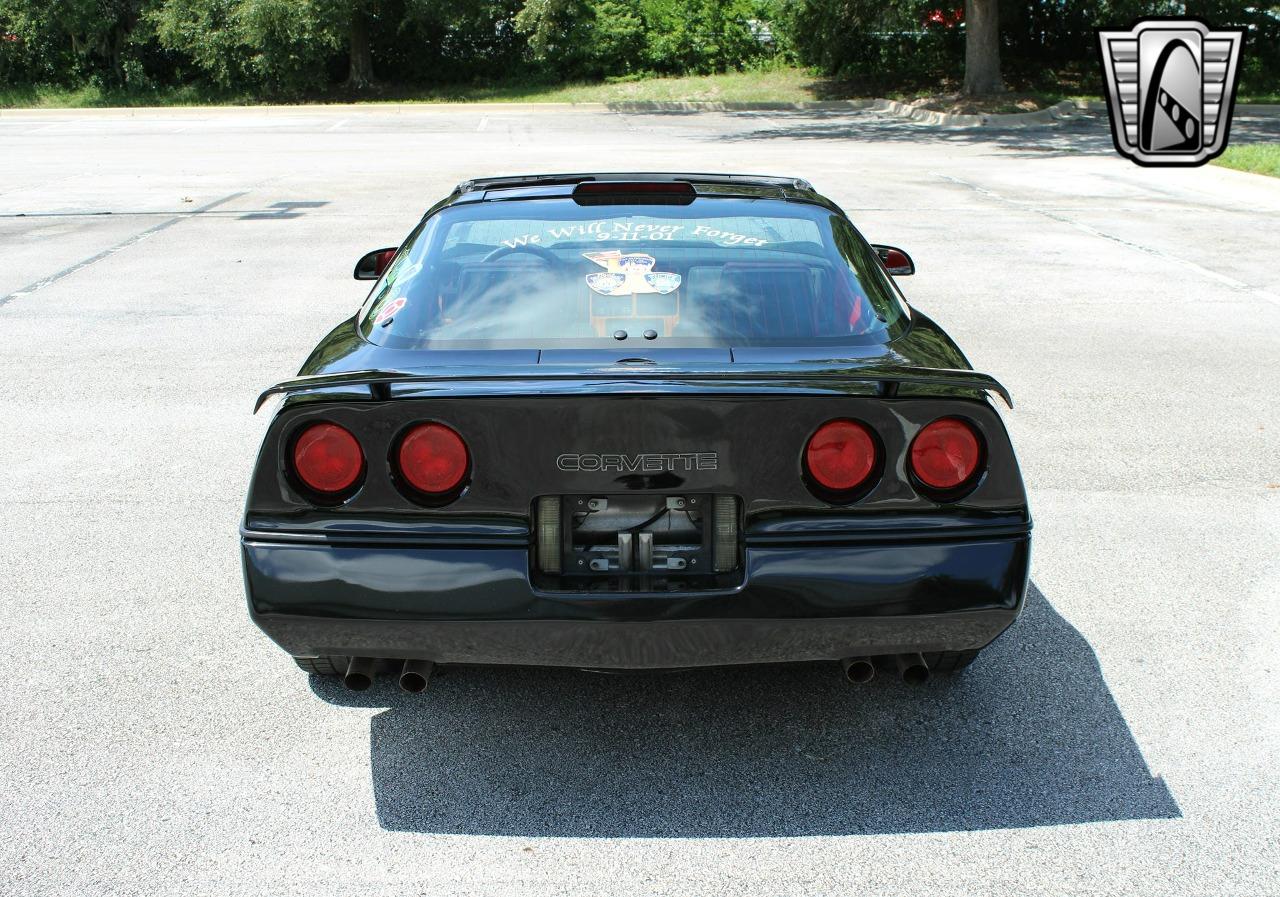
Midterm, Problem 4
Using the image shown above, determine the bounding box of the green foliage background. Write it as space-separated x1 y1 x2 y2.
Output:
0 0 1276 99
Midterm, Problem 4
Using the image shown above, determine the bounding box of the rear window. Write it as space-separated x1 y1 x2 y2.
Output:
359 196 908 349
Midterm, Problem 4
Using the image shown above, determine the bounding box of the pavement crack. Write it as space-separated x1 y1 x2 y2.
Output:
0 190 248 307
934 172 1280 307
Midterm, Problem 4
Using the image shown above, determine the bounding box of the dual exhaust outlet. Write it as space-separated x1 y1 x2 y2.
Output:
840 653 930 685
341 653 929 690
342 657 434 693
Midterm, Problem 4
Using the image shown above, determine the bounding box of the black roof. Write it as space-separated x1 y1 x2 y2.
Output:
454 172 815 195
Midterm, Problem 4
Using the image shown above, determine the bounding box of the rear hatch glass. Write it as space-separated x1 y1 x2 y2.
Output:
359 196 908 349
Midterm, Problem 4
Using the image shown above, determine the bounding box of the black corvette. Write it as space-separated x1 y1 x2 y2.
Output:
243 173 1031 691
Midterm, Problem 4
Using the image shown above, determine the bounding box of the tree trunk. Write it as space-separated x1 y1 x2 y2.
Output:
346 7 375 90
110 26 127 85
963 0 1004 95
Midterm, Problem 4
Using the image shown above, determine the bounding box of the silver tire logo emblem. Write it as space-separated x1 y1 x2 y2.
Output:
1097 18 1244 167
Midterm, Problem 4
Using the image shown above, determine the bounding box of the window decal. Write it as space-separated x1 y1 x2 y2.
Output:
374 296 407 326
583 251 682 296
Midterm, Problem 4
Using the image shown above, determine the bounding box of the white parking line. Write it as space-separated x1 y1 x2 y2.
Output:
23 122 69 134
0 191 246 305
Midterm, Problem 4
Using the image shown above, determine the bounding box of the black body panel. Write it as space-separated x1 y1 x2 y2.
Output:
250 612 1021 669
242 387 1031 667
245 535 1028 621
245 535 1028 666
242 173 1032 672
243 393 1026 534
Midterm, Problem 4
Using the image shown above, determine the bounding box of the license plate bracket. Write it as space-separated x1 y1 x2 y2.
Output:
536 493 739 579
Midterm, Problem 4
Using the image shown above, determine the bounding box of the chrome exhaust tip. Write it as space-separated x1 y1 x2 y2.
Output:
398 659 434 693
343 656 376 691
840 656 876 684
894 653 930 685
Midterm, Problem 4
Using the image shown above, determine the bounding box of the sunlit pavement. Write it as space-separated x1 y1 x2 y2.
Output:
1 105 1277 896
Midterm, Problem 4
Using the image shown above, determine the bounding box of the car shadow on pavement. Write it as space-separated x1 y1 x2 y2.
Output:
310 583 1179 836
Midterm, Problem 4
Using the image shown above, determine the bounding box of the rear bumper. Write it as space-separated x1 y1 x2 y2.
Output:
243 531 1031 668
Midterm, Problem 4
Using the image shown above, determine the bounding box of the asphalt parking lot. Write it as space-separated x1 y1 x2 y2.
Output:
1 103 1278 896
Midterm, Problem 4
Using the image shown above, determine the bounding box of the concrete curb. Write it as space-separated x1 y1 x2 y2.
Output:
0 101 616 117
0 96 1070 125
868 98 1080 128
0 99 881 117
1075 98 1280 115
605 99 876 113
1 97 1275 125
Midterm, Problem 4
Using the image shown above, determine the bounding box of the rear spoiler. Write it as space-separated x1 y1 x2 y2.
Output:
254 364 1012 413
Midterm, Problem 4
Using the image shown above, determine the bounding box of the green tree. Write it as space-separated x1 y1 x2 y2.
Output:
514 0 595 76
771 0 955 88
1 0 153 84
151 0 527 92
152 0 352 94
0 2 71 83
641 0 766 74
516 0 772 79
5 0 1278 98
150 0 249 88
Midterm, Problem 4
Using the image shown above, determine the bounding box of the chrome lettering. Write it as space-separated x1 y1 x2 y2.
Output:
556 452 719 473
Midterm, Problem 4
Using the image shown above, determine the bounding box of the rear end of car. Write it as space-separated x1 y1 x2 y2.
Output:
241 175 1031 687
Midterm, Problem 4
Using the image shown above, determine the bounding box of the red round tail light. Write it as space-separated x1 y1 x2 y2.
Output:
292 422 364 494
805 419 879 494
397 422 469 496
910 417 982 491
